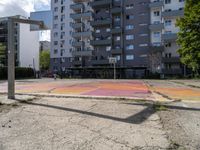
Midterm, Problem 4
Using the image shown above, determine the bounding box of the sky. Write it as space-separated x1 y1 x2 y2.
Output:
0 0 51 41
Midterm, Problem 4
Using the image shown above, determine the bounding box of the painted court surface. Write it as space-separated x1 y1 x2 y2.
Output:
0 79 200 101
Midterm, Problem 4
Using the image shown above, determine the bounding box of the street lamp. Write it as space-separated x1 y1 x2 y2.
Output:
7 17 46 99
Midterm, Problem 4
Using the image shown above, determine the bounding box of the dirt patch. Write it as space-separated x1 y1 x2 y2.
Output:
0 103 19 113
158 108 200 150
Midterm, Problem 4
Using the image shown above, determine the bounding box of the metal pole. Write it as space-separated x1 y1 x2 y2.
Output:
8 18 15 99
114 63 116 80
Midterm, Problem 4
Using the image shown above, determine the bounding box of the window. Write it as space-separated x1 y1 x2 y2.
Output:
54 32 58 37
54 16 58 20
54 41 58 45
126 35 134 40
61 15 65 21
116 36 121 41
106 28 111 32
54 7 58 12
165 0 171 4
126 55 134 60
61 6 65 13
96 29 100 33
125 25 134 30
125 4 134 10
139 44 148 47
154 11 160 16
153 32 160 38
165 43 171 47
54 49 58 54
139 33 148 36
179 0 184 2
114 16 120 22
106 46 111 51
126 15 134 20
53 24 58 29
126 45 134 50
115 55 121 61
139 23 148 26
165 20 172 26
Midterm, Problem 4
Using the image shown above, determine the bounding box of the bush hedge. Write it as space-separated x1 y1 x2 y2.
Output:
0 67 34 79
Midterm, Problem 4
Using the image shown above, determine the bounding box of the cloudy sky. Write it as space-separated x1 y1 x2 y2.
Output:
0 0 51 41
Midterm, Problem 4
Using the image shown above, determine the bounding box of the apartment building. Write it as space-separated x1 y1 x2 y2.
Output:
40 40 51 52
50 0 185 78
149 0 185 76
50 0 72 73
0 15 40 70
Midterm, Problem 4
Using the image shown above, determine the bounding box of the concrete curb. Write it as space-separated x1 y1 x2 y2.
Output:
0 92 167 103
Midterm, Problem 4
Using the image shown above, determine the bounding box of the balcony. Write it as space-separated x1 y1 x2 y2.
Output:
91 59 110 65
90 39 112 46
90 19 111 27
72 31 92 38
70 12 92 20
162 33 177 42
162 69 182 75
111 7 122 14
162 57 180 63
111 28 122 34
70 22 84 29
149 44 164 53
149 23 164 30
90 0 112 8
149 1 164 8
111 48 122 54
71 41 84 47
73 60 82 66
72 50 93 56
70 3 84 11
162 9 184 17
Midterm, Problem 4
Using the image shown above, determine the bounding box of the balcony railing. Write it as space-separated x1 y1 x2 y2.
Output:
72 50 93 56
111 7 122 14
162 33 177 42
91 59 109 65
111 28 122 34
149 23 164 30
71 41 84 47
70 3 84 11
162 57 180 63
111 48 122 54
90 39 112 46
149 1 164 8
162 9 184 17
90 19 112 27
90 0 112 8
70 12 92 20
72 31 92 38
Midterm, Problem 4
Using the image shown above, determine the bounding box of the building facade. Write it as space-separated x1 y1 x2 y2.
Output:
50 0 185 78
149 0 185 76
40 40 51 52
0 15 40 71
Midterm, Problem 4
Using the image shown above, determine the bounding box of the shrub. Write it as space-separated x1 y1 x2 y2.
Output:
0 67 34 79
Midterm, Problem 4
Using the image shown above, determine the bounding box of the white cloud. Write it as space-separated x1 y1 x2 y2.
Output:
0 0 51 41
0 0 50 17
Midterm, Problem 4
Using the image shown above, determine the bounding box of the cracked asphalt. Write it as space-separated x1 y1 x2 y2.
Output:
0 97 170 150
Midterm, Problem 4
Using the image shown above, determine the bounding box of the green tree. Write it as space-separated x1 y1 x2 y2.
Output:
39 50 50 70
0 43 6 66
176 0 200 75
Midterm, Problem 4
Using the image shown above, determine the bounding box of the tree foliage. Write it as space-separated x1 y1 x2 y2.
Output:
176 0 200 74
39 50 50 70
0 43 6 66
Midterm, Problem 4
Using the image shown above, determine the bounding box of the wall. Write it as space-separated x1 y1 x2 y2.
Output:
19 23 40 71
